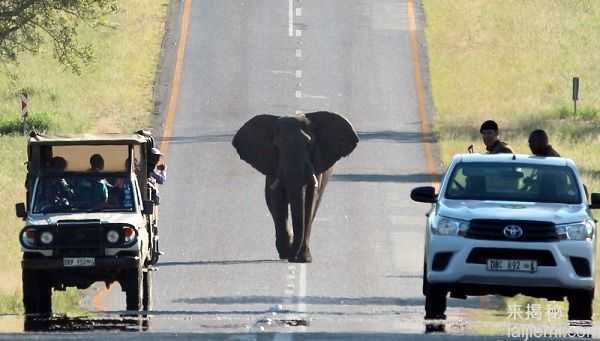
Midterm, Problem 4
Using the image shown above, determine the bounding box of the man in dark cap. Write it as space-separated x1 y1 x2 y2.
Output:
529 129 560 157
480 120 513 154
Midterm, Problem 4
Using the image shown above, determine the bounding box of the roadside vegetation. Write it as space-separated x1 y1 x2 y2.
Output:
0 0 168 316
423 0 600 323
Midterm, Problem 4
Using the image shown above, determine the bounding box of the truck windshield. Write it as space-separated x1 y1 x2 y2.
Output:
445 162 582 204
32 174 136 214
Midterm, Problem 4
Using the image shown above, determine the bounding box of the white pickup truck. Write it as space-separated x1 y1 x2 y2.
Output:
411 154 600 321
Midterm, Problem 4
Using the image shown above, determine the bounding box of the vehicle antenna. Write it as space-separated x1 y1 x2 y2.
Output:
512 154 516 160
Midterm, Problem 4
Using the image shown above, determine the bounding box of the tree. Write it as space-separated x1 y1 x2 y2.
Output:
0 0 118 73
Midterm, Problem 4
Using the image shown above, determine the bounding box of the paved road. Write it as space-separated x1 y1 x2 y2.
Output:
96 0 481 335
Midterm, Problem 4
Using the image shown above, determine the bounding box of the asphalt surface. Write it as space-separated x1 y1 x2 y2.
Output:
3 0 579 339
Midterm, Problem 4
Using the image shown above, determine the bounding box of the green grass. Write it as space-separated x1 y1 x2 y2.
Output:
0 0 169 317
423 0 600 322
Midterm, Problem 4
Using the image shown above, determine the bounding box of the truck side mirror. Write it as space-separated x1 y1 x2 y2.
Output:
410 186 437 203
142 200 154 215
590 193 600 209
16 203 26 219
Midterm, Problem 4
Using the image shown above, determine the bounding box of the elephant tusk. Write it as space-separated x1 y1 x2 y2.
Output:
270 178 280 190
312 174 319 188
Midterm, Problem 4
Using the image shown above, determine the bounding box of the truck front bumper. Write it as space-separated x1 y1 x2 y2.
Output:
22 256 140 270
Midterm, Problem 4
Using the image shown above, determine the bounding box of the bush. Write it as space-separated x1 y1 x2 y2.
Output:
0 112 56 135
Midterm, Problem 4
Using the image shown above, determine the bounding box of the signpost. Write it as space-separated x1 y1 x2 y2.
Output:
572 77 579 116
20 93 28 135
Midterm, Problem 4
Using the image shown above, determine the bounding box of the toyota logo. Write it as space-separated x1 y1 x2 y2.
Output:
503 225 524 239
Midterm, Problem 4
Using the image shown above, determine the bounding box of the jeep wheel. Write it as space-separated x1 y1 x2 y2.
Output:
142 269 153 311
22 269 52 316
425 284 447 320
124 267 143 311
567 289 594 321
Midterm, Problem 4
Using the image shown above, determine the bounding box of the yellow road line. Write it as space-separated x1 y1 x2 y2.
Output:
407 0 438 189
160 0 192 154
91 0 192 311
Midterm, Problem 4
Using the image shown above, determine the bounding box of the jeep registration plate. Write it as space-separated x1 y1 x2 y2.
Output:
486 259 537 273
63 257 95 267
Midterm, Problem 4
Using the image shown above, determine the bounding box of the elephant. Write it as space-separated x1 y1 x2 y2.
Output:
232 111 359 263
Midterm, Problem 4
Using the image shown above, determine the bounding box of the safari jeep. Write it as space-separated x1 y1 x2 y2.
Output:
16 131 162 315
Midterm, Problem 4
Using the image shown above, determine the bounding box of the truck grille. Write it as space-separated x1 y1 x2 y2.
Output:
53 221 105 257
465 219 558 242
466 247 556 266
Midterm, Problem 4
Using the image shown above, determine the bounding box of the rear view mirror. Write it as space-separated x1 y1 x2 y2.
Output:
15 203 26 219
590 193 600 209
411 186 437 203
142 201 154 215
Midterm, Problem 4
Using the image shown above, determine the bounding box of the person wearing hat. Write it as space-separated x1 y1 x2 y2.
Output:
149 147 167 185
480 120 513 154
528 129 560 157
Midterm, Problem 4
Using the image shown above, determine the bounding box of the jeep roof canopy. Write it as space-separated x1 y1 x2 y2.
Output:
25 131 156 206
28 133 149 146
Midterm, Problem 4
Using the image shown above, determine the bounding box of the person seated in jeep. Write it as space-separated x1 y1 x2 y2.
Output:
38 156 75 210
79 154 109 208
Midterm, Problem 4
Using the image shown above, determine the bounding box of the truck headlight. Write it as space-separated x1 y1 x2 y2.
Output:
556 220 595 241
40 231 53 245
432 216 469 236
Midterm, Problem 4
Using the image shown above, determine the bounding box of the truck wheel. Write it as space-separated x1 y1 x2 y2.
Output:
425 284 447 320
124 267 143 311
568 289 594 321
22 269 52 316
142 269 153 311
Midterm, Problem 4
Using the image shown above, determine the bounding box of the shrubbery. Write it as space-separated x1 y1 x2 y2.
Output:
0 112 56 135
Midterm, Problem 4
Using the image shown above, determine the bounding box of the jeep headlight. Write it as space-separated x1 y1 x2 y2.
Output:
106 230 120 244
556 220 595 241
21 228 37 248
432 216 469 236
40 231 54 245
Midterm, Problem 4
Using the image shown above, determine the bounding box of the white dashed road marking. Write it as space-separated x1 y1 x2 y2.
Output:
288 0 294 37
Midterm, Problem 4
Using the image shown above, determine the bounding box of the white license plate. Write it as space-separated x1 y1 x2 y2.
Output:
486 259 537 273
63 257 95 267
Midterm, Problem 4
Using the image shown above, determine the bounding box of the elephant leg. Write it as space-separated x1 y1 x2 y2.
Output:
289 185 315 263
265 176 292 259
292 169 332 263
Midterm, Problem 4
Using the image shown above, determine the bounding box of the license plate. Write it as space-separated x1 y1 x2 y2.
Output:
486 259 537 273
63 257 95 267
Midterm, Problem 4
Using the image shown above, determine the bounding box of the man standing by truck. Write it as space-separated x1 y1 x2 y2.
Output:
528 129 560 157
480 120 513 154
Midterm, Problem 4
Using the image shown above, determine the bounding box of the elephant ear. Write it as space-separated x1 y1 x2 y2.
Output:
306 111 359 173
232 114 279 176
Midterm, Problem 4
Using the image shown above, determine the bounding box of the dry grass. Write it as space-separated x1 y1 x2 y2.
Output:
0 0 168 314
423 0 600 322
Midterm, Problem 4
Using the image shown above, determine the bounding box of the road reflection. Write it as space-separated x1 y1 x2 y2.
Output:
23 314 150 332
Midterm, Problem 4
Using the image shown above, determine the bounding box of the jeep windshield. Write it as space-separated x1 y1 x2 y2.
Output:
32 174 137 213
445 162 582 204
